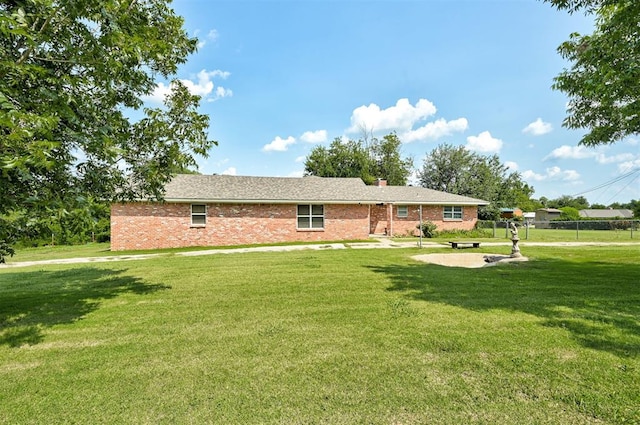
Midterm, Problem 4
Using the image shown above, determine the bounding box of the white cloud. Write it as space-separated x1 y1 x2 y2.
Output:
208 69 231 79
295 155 306 163
505 161 519 171
347 98 437 134
544 145 636 164
221 167 237 175
193 29 206 49
522 118 553 136
465 131 503 153
522 166 580 182
596 152 636 164
196 29 219 49
143 83 172 104
544 145 593 161
618 158 640 173
181 70 216 97
521 170 545 182
548 166 580 181
143 69 232 103
402 118 468 143
300 130 328 143
213 86 233 100
347 98 468 143
262 136 296 152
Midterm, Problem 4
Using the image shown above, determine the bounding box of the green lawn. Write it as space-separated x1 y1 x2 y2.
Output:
7 242 114 262
497 227 639 242
6 240 374 263
396 227 639 244
6 226 639 264
1 246 639 424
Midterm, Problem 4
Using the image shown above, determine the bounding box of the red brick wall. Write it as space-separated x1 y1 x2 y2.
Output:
111 202 370 251
372 205 479 236
370 204 390 234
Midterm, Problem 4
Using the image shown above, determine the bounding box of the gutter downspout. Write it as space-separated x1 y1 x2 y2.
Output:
419 204 423 248
388 203 393 237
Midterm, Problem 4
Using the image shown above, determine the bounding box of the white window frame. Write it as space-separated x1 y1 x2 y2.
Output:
443 205 463 220
297 204 324 230
397 205 408 218
191 204 207 226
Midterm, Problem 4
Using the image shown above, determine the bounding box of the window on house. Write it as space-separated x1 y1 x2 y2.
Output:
191 204 207 226
443 206 463 220
397 205 408 218
297 204 324 229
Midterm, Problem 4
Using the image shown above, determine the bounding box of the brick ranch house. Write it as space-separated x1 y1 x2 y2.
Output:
111 174 488 251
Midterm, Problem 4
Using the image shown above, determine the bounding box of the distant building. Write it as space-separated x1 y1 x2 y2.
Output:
579 209 634 219
499 207 523 220
535 208 562 228
523 212 536 225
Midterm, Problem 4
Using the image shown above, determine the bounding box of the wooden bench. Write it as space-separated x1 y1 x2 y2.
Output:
448 241 481 249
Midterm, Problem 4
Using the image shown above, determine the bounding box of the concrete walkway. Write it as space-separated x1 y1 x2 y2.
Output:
1 238 639 268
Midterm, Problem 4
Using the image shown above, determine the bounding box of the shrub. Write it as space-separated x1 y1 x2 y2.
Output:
417 221 438 238
559 206 581 221
438 228 493 239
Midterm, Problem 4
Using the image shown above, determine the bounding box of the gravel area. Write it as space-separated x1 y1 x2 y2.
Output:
411 252 529 268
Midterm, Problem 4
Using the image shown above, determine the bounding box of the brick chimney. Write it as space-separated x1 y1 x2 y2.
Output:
374 178 387 187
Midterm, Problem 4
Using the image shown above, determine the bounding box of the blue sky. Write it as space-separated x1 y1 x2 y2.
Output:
145 0 640 205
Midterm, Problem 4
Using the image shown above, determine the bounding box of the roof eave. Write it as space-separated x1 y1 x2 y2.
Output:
162 198 488 206
163 198 373 205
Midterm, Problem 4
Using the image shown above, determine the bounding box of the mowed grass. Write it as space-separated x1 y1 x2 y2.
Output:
396 227 640 244
1 246 639 424
7 242 113 262
501 227 639 242
6 225 639 264
6 240 373 263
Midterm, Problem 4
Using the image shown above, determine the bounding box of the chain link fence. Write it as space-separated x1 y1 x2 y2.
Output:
477 220 640 241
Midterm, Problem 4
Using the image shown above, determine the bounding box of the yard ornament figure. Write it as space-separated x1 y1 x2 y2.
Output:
510 222 522 258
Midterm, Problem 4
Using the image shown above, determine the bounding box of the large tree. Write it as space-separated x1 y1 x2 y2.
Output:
544 0 640 146
0 0 216 261
304 133 413 186
546 195 591 210
418 144 536 219
369 133 413 186
612 199 640 218
304 138 374 183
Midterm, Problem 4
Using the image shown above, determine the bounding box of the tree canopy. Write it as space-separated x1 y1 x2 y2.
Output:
610 199 640 218
304 133 413 186
544 0 640 145
418 144 535 220
538 195 640 217
0 0 216 262
546 194 591 210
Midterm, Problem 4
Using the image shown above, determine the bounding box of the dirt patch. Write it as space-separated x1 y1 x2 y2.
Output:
411 252 529 268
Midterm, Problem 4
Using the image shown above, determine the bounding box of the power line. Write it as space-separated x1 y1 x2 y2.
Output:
604 173 640 205
571 167 640 197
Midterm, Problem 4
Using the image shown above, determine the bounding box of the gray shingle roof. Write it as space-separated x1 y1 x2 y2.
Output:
164 175 367 203
579 209 634 218
162 174 489 205
363 184 488 205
